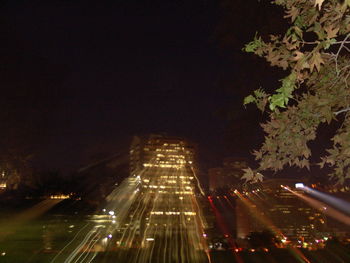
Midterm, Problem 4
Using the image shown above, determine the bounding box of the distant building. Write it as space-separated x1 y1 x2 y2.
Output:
208 157 247 192
206 157 248 241
0 169 20 191
222 157 247 170
235 179 332 242
208 168 224 192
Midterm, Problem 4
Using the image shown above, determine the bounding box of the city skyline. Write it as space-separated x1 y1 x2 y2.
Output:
1 1 350 262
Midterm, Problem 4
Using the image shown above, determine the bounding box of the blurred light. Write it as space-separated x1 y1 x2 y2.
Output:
50 194 70 199
146 238 154 241
305 186 350 213
109 211 115 216
108 234 112 239
1 252 5 256
295 183 304 188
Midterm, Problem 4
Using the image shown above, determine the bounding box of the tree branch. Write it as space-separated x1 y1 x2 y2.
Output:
344 71 350 90
334 107 350 116
302 41 350 45
335 33 350 76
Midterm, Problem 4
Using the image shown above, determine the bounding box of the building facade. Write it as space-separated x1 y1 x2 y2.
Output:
235 179 329 244
110 134 208 262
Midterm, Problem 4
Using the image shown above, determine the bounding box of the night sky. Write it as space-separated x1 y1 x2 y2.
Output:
1 0 287 173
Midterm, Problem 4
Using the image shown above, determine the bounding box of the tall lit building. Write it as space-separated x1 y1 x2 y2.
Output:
130 134 196 178
111 134 209 262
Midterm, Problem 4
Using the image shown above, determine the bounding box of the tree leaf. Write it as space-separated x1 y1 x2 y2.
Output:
309 51 324 72
292 51 304 61
314 0 325 10
241 167 255 182
284 7 299 22
243 34 265 53
244 95 256 105
324 25 339 39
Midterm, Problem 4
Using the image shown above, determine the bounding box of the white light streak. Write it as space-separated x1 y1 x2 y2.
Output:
295 183 305 188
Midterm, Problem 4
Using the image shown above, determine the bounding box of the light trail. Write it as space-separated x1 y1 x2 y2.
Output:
284 187 350 225
191 167 206 196
297 185 350 215
192 194 211 263
223 195 235 210
233 190 282 237
208 195 243 263
57 173 142 263
50 223 91 263
233 190 311 263
63 227 101 263
59 145 209 263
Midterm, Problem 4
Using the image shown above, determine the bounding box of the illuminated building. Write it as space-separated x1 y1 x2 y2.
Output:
130 134 196 176
264 181 317 240
129 135 203 231
236 179 330 242
109 134 208 262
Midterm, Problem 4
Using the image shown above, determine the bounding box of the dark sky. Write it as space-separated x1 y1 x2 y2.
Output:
0 0 286 173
